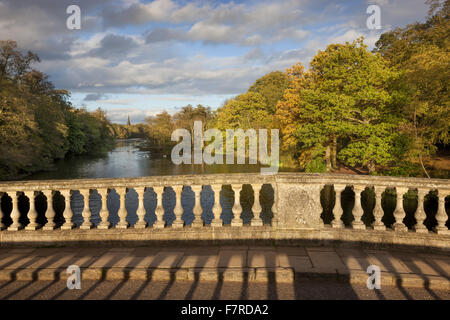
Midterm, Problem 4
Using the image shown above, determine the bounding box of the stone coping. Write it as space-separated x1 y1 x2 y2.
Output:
1 227 449 252
0 172 449 192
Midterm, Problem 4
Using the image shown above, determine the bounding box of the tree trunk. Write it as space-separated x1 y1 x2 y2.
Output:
325 144 332 172
331 136 338 170
367 160 376 174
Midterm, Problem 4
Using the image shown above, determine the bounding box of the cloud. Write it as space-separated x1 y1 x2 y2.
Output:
0 0 430 105
83 93 108 101
86 33 139 58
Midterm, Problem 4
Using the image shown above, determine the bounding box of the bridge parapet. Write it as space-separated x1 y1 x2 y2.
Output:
0 173 449 249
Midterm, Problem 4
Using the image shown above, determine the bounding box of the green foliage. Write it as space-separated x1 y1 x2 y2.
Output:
0 40 114 179
215 92 270 130
277 38 402 173
305 158 327 173
374 0 450 176
248 71 290 114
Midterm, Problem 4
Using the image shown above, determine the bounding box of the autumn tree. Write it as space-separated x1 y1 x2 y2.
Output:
248 71 290 114
373 0 449 177
215 92 270 130
145 111 175 155
0 40 114 179
276 38 402 173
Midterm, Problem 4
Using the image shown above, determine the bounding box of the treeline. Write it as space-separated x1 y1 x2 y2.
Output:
216 0 449 177
141 1 449 177
0 40 114 180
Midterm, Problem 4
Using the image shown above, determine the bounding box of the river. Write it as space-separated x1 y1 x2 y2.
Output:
27 139 268 180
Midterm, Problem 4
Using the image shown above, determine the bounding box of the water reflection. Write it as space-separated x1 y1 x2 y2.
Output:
26 139 274 180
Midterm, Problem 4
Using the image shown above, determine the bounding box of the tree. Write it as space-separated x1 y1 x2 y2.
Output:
215 92 271 130
0 40 114 179
276 38 402 173
248 71 290 115
373 0 450 177
145 111 175 152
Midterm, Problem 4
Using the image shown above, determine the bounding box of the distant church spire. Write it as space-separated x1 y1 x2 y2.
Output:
127 115 131 126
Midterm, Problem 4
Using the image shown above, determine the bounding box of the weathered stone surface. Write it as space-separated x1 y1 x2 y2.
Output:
177 255 218 268
308 251 345 269
247 250 277 268
217 250 247 268
277 183 322 229
149 251 184 268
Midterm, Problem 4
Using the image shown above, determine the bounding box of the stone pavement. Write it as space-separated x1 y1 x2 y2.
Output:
0 245 448 290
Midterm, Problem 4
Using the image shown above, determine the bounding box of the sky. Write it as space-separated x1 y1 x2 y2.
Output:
0 0 429 124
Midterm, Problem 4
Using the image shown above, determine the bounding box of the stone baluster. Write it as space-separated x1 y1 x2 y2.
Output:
79 189 93 229
393 187 408 231
60 190 74 230
210 184 222 227
271 183 278 228
0 192 4 230
153 186 165 229
352 186 365 229
8 192 21 231
116 188 129 229
435 190 449 235
332 184 346 228
134 187 147 229
172 185 184 228
251 183 263 227
211 184 223 227
192 185 203 228
97 189 110 230
372 186 386 231
24 191 39 230
231 184 243 227
42 190 55 230
414 189 428 233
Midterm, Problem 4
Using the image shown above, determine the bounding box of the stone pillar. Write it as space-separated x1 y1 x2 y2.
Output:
8 192 21 231
24 191 39 230
134 187 147 229
0 193 4 230
271 183 279 228
153 186 165 229
42 190 55 230
332 184 346 229
172 185 184 228
352 186 365 230
97 188 110 230
59 190 74 230
414 189 428 233
116 188 129 229
191 185 203 228
79 189 93 230
210 184 222 227
231 184 243 227
435 190 449 235
372 186 386 231
393 187 408 232
251 183 263 227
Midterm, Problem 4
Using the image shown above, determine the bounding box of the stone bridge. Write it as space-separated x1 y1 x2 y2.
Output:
0 173 449 251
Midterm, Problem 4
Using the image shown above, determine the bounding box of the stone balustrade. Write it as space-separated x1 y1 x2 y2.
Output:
0 173 449 249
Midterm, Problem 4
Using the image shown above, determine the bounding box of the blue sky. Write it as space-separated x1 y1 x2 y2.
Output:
0 0 429 123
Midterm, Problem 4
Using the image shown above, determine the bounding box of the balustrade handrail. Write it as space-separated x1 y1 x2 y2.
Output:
0 172 449 191
0 173 449 249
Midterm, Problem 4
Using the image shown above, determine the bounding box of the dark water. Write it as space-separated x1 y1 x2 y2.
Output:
3 139 275 228
27 139 270 180
1 139 447 230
